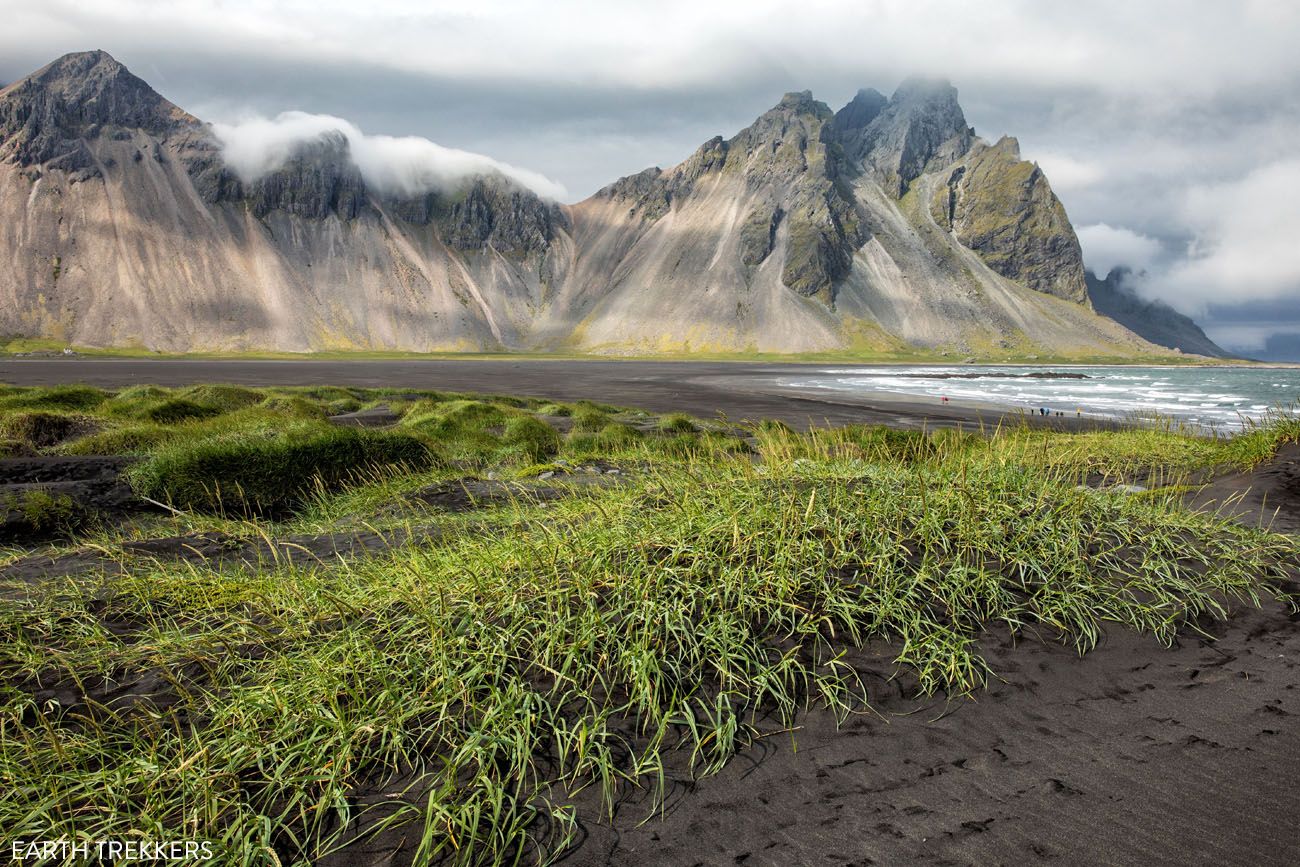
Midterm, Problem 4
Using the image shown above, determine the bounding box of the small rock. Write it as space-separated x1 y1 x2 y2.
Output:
1109 484 1147 494
538 471 555 480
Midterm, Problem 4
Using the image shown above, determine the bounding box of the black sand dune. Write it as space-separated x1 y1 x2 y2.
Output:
1187 443 1300 535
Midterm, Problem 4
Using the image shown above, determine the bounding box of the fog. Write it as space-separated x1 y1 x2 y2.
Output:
211 112 566 200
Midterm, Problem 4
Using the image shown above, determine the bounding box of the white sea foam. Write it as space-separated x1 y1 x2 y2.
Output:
781 365 1300 430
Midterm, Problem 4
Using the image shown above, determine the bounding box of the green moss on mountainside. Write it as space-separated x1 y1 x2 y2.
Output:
940 137 1088 304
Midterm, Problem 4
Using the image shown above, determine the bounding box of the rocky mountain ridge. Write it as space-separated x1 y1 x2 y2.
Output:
1086 268 1227 358
0 50 1200 357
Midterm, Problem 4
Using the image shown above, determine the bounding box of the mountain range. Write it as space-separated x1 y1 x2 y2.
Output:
0 50 1224 357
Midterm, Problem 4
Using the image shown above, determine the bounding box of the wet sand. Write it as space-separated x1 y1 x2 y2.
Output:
0 358 1117 432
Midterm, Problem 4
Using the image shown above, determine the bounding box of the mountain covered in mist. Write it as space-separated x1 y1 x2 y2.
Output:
1085 268 1227 358
0 50 1201 356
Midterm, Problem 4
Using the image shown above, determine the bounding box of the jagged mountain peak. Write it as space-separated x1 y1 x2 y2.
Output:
772 90 827 114
888 76 959 103
831 88 888 135
987 135 1022 158
2 49 191 129
0 49 195 171
843 75 974 197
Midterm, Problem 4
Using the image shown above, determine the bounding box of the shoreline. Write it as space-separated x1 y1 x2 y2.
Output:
0 358 1129 432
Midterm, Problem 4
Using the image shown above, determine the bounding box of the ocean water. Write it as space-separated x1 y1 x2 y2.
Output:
778 365 1300 431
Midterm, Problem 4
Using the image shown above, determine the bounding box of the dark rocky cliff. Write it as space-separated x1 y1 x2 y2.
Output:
931 136 1089 304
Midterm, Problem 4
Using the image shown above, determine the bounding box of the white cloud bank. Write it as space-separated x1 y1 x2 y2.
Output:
1152 159 1300 309
210 112 567 200
1075 223 1163 277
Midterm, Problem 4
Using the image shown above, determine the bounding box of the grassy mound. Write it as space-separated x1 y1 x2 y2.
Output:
572 406 612 432
499 415 561 462
176 384 264 413
0 411 98 449
257 395 330 419
658 412 698 433
136 398 224 424
127 424 436 516
57 424 176 456
0 385 108 412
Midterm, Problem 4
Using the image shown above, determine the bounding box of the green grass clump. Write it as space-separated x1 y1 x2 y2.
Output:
572 407 611 432
109 385 171 404
257 395 329 419
176 384 263 413
1 488 81 536
127 424 436 516
597 421 643 447
500 415 561 463
57 424 175 456
0 411 96 449
658 412 698 434
406 399 511 434
326 398 363 414
0 385 108 412
535 402 573 417
136 398 223 424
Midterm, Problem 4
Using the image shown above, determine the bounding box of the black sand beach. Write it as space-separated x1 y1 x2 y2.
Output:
561 600 1300 867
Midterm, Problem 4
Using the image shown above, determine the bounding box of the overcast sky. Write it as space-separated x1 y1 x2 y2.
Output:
3 0 1299 358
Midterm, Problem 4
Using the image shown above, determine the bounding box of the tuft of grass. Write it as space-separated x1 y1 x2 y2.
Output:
597 422 643 448
658 412 698 434
257 395 330 419
136 398 224 424
0 411 97 449
0 385 108 412
571 407 611 433
1 488 82 537
56 424 176 456
176 384 264 413
126 423 437 516
500 415 561 463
